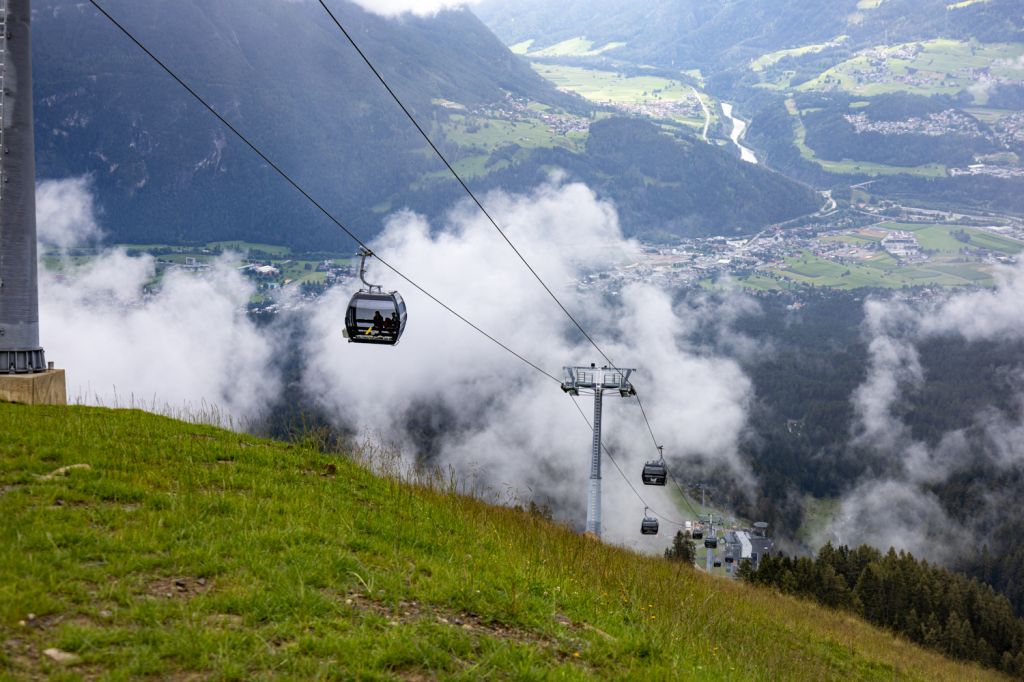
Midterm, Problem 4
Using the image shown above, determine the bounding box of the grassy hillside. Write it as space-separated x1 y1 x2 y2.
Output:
0 403 1007 680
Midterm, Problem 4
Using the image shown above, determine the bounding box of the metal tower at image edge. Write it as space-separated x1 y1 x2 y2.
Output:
0 0 65 404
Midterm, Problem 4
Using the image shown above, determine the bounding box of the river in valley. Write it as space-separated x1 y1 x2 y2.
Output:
720 102 758 165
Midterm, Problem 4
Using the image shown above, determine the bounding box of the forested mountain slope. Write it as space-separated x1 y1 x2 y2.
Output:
34 0 820 249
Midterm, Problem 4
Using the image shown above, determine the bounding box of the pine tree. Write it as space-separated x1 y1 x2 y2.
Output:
664 531 696 566
818 563 851 609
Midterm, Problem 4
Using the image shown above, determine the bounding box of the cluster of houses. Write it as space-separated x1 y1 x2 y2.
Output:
466 94 591 137
843 109 986 138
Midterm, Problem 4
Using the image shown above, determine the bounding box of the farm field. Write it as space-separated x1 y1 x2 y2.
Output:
876 222 1024 255
442 113 585 155
205 241 291 256
531 63 696 105
751 249 996 290
523 36 627 58
750 37 848 72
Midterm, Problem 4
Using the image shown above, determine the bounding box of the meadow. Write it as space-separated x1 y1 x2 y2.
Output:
530 64 697 106
0 403 1005 680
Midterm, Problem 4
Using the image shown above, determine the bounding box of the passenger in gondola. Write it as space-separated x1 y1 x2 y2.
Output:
373 310 385 330
389 311 400 332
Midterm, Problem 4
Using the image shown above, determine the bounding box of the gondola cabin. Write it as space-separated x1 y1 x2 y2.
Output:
704 535 718 549
641 515 659 535
724 553 734 564
713 558 722 568
345 291 407 345
692 526 704 540
641 460 667 486
344 248 407 346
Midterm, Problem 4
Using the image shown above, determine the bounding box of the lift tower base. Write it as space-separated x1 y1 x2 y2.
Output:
0 369 67 405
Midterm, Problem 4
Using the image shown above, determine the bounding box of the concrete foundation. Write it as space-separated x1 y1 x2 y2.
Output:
0 369 66 405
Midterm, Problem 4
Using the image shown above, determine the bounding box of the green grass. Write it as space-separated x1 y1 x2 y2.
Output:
750 37 848 72
509 39 534 55
796 497 842 548
877 222 1024 255
530 64 697 105
0 404 1007 680
763 249 994 289
527 37 626 58
206 241 291 256
442 114 584 155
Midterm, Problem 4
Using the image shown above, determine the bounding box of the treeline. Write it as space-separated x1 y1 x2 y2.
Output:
742 544 1024 675
698 290 1024 620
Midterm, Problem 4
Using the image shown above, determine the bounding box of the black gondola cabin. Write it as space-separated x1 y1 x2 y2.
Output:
641 460 667 486
641 516 659 535
345 291 407 345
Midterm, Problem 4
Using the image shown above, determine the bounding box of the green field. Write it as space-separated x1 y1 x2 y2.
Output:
796 39 1024 101
0 403 1004 680
877 222 1024 255
796 497 842 549
750 37 848 72
761 249 994 290
784 99 948 177
206 241 291 256
531 63 697 105
509 39 534 55
442 113 585 157
525 37 627 58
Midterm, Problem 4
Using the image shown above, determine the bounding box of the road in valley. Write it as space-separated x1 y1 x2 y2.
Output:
691 86 711 142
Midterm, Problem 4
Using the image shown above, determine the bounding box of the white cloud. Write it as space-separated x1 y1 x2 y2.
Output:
301 177 754 548
40 252 282 426
36 178 280 425
828 260 1024 559
34 174 756 550
36 177 103 249
346 0 479 18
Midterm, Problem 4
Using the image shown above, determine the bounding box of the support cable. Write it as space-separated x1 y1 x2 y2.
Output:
317 0 700 523
86 0 561 386
92 0 704 533
634 390 703 521
315 2 703 509
316 0 616 366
